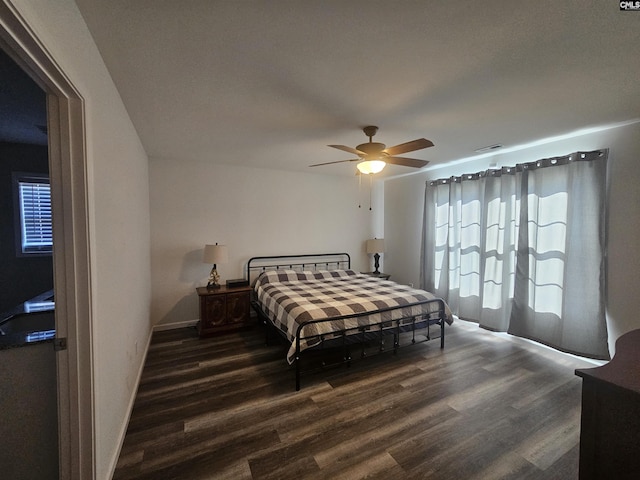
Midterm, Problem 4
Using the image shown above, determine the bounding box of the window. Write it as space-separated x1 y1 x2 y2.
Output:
421 150 610 359
13 173 52 255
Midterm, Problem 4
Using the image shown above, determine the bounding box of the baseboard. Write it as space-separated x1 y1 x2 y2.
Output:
107 328 153 480
153 318 199 332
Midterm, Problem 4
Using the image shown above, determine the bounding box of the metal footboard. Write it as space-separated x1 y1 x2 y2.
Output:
252 297 447 391
292 298 446 391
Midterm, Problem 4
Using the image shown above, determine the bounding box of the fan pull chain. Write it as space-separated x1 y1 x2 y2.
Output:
358 171 362 208
369 174 373 211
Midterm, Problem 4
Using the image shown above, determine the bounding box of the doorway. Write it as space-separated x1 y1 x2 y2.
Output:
0 2 94 479
0 47 51 310
0 46 57 479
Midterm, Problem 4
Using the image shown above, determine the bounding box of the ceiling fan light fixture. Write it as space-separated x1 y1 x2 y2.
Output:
357 160 386 175
312 126 433 171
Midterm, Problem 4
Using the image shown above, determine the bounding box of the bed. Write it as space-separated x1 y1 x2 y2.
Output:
248 253 453 390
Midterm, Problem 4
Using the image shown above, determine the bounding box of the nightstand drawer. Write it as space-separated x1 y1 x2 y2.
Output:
202 295 226 329
226 291 250 325
196 285 252 337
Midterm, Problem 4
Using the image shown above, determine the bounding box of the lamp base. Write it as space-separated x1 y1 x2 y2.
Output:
373 253 380 274
207 265 221 289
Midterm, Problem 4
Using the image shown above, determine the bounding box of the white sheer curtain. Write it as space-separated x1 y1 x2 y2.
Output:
421 150 609 359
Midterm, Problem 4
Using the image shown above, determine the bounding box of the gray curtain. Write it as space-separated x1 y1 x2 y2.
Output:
420 150 609 359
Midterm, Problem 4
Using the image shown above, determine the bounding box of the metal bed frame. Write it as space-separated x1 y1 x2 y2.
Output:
247 253 447 391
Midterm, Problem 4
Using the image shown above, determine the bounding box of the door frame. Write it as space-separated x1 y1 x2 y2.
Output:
0 2 94 479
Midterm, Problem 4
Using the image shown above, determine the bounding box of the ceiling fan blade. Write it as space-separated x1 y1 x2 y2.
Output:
385 156 430 168
384 138 434 156
328 144 365 156
309 158 360 167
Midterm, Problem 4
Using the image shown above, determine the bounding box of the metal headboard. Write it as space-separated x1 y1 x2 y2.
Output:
246 253 351 286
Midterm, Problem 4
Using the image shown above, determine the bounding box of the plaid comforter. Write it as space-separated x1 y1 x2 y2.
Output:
254 269 453 363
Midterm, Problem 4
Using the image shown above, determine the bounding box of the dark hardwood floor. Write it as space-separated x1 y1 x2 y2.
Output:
113 319 597 480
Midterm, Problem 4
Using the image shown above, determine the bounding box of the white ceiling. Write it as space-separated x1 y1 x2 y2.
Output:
74 0 640 177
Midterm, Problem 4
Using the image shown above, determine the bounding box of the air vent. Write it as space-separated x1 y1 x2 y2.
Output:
474 143 503 153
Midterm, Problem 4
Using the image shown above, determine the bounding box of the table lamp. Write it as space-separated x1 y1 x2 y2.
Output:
203 243 228 289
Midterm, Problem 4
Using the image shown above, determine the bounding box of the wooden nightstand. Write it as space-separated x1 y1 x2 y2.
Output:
196 285 252 337
362 272 391 280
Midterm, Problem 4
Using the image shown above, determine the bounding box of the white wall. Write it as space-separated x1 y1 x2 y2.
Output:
12 1 152 478
384 121 640 354
149 159 380 327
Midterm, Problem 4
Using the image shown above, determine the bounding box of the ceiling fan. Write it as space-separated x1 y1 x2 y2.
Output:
310 126 433 174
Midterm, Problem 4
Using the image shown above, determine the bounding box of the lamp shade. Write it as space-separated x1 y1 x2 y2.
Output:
203 244 228 264
357 160 386 175
366 238 385 254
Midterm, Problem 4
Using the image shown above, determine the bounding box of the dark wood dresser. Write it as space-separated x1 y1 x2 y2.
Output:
196 285 252 337
575 329 640 480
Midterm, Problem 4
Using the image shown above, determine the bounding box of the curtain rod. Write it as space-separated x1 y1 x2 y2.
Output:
428 149 607 186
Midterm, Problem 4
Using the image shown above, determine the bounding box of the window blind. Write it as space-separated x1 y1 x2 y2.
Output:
19 180 52 253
